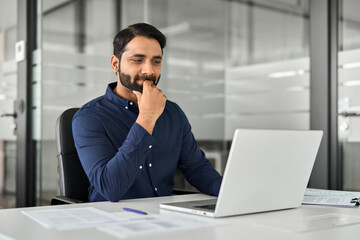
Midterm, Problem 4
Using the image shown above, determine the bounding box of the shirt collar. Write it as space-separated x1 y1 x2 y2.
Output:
105 82 137 109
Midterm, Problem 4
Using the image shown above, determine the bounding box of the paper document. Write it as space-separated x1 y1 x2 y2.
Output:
98 212 223 239
22 207 117 230
22 207 223 238
305 188 360 198
302 188 360 207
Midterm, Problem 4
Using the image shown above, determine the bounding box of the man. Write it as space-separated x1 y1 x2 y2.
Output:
72 23 222 202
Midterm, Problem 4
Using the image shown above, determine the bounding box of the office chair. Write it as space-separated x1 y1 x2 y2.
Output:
51 108 89 205
51 108 197 205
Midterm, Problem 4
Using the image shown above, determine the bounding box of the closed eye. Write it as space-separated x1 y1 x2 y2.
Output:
132 58 143 63
153 57 162 65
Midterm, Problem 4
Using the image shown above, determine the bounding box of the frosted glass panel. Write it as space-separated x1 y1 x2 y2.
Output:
39 0 117 199
225 58 309 139
0 0 17 207
338 0 360 191
38 0 310 199
41 50 113 140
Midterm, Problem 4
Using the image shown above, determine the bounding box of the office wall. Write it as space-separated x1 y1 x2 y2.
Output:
34 0 311 200
39 0 116 196
338 0 360 191
0 1 17 201
1 0 359 207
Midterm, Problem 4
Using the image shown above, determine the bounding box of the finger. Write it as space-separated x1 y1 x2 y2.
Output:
133 90 142 100
141 81 150 92
143 80 152 87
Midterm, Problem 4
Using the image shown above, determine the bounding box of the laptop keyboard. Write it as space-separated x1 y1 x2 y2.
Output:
195 204 216 210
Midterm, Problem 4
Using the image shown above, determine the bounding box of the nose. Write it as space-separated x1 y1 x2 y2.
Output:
141 60 155 75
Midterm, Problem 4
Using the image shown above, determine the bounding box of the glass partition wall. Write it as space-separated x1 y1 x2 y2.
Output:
0 1 17 208
225 1 309 139
1 0 42 208
39 0 117 204
338 0 360 191
37 0 310 203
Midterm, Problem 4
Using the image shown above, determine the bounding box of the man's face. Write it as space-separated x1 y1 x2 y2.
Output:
118 36 162 93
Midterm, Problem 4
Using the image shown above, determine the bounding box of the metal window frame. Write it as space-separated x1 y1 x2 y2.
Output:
16 0 37 207
309 0 339 190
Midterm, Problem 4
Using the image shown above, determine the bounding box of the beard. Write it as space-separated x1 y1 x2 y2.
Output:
119 71 161 93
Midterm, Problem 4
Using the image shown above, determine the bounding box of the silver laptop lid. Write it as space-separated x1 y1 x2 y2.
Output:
214 129 323 217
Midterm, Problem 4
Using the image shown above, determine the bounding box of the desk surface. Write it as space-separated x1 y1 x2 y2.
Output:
1 194 360 240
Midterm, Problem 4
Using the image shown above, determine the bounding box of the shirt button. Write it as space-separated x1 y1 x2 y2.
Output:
125 106 128 109
139 166 142 169
149 163 152 167
149 145 152 149
129 102 134 105
154 188 158 191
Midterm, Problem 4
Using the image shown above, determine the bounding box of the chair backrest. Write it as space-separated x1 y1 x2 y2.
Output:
56 108 89 202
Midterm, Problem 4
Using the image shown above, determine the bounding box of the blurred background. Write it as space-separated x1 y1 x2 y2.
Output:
0 0 360 208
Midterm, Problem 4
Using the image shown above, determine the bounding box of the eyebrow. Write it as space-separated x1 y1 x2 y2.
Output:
130 54 162 60
131 54 145 58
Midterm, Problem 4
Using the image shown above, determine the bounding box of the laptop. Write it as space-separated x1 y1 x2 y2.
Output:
160 129 323 218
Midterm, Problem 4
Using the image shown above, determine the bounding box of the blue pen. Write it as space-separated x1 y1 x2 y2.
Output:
123 207 148 215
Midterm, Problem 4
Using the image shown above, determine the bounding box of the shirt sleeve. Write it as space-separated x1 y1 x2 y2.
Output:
176 107 223 196
72 110 156 202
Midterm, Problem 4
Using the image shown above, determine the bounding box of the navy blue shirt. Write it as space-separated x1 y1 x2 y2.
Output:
72 82 222 202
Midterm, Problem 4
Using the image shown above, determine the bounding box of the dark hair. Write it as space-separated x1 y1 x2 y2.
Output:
113 23 166 60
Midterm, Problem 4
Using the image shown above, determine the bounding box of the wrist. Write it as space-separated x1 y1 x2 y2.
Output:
136 115 156 135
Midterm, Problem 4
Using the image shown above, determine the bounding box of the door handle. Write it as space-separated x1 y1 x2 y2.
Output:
0 112 17 118
338 112 360 117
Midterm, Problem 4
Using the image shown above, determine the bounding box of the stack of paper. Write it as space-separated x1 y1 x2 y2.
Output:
302 188 360 207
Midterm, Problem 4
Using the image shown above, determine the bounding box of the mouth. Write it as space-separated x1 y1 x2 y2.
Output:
136 79 155 85
136 79 146 85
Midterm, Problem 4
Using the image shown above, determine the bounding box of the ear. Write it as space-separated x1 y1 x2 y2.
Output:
110 55 120 73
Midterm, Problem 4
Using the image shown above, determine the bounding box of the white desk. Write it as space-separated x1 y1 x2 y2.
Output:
1 193 360 240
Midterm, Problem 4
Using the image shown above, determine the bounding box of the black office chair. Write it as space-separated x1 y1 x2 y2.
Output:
51 108 89 205
51 108 197 205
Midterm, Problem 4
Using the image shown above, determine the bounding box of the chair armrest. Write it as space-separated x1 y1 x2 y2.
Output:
172 188 199 195
51 196 85 205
